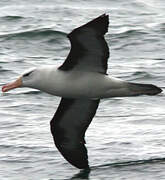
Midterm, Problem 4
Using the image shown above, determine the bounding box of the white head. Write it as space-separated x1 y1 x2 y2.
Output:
2 68 38 92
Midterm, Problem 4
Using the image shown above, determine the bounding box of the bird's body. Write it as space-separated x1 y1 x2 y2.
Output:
2 14 162 170
28 66 124 99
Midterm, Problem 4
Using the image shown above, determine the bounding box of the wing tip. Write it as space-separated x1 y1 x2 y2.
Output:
67 14 109 38
83 13 109 35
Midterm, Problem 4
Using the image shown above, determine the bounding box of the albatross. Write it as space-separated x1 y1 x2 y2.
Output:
2 14 162 169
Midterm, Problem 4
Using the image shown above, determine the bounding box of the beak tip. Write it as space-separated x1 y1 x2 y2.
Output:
2 78 22 93
2 86 7 92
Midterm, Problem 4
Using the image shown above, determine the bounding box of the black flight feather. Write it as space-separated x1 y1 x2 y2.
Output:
58 14 109 74
50 98 100 169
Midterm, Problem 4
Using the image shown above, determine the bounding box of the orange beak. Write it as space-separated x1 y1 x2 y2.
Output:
2 77 22 92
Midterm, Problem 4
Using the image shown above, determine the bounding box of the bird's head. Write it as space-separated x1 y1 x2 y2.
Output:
2 68 37 92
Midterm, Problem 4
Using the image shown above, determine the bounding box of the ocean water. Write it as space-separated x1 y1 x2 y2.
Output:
0 0 165 179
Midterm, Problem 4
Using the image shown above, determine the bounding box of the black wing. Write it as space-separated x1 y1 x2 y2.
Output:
50 98 100 169
59 14 109 74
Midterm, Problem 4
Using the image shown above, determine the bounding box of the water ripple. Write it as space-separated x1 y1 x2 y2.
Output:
1 15 24 21
91 157 165 169
0 28 67 40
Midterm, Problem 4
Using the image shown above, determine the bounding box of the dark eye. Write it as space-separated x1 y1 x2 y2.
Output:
23 71 33 77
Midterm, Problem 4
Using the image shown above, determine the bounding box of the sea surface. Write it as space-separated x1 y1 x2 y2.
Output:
0 0 165 179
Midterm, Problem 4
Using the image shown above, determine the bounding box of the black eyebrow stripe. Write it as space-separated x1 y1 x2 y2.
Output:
23 70 34 77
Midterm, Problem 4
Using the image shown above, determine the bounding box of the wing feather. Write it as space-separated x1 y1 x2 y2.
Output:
50 98 100 169
59 14 109 74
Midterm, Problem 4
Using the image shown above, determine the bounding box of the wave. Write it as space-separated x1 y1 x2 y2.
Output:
131 71 154 80
111 29 148 40
91 157 165 169
0 68 11 73
64 157 165 180
0 28 67 40
2 15 24 21
0 144 45 150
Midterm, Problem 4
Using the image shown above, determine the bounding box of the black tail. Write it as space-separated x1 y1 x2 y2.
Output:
127 82 162 96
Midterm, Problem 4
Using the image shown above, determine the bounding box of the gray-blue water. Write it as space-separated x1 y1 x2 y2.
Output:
0 0 165 179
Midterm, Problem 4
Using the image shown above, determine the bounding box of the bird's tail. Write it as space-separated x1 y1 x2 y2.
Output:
126 82 162 96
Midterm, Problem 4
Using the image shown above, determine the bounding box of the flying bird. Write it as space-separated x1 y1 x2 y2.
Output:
2 14 162 169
